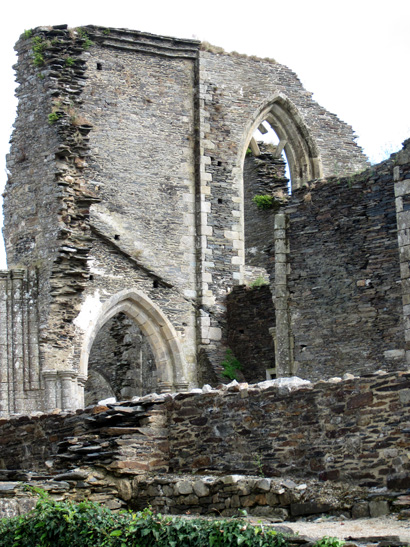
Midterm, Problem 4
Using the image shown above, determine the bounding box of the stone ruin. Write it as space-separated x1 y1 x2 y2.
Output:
1 24 410 524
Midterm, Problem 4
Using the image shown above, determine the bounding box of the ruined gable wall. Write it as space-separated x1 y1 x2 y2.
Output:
4 27 100 383
285 156 404 380
4 27 201 403
196 50 368 375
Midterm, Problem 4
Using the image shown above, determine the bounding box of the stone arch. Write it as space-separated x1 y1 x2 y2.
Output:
240 93 323 190
79 289 188 394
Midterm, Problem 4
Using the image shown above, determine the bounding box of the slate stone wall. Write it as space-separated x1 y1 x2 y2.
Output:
167 372 410 488
243 147 287 269
0 373 408 503
285 156 404 380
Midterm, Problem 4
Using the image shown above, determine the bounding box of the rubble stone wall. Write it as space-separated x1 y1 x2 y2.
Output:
0 373 408 489
285 153 405 381
0 373 409 518
167 372 410 488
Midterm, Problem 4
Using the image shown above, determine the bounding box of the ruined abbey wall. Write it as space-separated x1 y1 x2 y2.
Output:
2 24 408 418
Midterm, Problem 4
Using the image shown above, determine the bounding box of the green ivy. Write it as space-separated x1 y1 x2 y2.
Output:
221 349 242 380
0 492 289 547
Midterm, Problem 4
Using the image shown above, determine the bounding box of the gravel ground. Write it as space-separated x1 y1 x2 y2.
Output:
275 516 410 542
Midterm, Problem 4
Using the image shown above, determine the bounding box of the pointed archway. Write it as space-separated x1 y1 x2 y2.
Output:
242 93 323 191
79 289 188 400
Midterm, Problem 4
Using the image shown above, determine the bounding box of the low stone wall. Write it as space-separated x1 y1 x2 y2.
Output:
132 473 399 519
0 372 409 519
1 472 403 521
0 401 168 473
167 372 410 488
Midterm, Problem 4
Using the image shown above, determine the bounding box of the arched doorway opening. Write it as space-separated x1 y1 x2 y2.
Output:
79 289 188 406
85 311 157 405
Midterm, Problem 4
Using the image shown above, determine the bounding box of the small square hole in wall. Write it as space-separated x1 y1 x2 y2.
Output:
96 62 102 70
89 274 94 281
153 280 159 288
218 198 223 204
114 234 120 240
266 368 276 380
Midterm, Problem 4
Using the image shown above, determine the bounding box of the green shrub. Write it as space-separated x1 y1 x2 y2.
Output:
77 28 93 49
313 537 345 547
252 194 279 211
221 349 242 380
249 276 268 288
21 29 32 40
32 35 48 67
0 492 289 547
48 112 62 125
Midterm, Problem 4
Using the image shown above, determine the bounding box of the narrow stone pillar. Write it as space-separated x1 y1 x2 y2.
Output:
59 371 77 412
43 370 59 412
273 213 293 376
10 270 25 414
27 270 40 390
395 170 410 364
0 272 9 416
77 375 87 409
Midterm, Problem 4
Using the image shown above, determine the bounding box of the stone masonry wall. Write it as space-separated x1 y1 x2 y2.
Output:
167 372 410 488
285 154 404 381
2 24 372 413
243 146 288 270
0 373 409 519
195 48 368 374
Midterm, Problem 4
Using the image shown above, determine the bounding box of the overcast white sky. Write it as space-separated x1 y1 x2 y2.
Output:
1 0 409 268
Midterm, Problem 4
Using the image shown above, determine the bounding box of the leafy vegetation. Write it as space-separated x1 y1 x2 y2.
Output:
76 28 93 49
252 194 279 211
0 492 289 547
32 36 48 67
249 276 268 288
21 29 32 40
48 112 62 125
221 349 242 380
313 537 345 547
